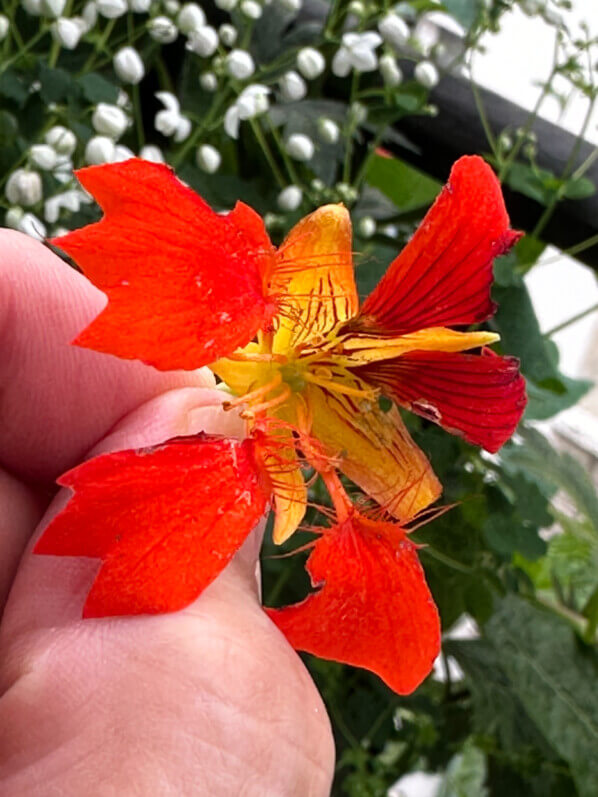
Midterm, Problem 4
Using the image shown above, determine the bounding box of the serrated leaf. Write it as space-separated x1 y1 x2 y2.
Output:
487 596 598 797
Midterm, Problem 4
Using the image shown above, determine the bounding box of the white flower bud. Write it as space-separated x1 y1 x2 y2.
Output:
41 0 65 17
163 0 179 13
5 207 24 229
174 115 191 141
214 0 237 8
236 83 269 117
296 47 325 79
196 144 221 173
5 169 43 206
186 25 218 57
18 213 47 240
200 71 218 91
336 182 357 202
51 17 83 49
379 53 402 87
414 60 439 88
226 49 255 80
279 70 306 102
277 185 302 211
357 216 375 238
349 100 367 125
114 46 145 84
129 0 151 11
113 144 135 161
45 125 77 155
177 2 205 33
218 23 237 46
30 144 58 170
381 223 398 238
241 0 261 19
544 8 564 26
92 102 129 139
277 0 301 10
139 144 164 162
81 1 98 30
44 188 87 223
96 0 127 17
224 106 240 138
317 117 339 144
148 16 178 43
0 15 8 41
521 0 541 13
285 133 314 162
85 135 116 164
378 13 409 50
22 0 43 15
347 0 364 16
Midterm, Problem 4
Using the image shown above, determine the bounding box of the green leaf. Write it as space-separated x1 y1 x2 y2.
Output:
0 68 29 107
442 0 483 29
437 738 488 797
38 63 78 104
564 176 595 200
525 374 592 420
0 110 18 144
365 153 440 214
79 72 119 104
487 596 598 797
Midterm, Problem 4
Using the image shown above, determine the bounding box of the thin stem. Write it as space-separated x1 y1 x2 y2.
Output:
544 302 598 337
266 117 301 186
342 71 360 184
0 26 49 74
420 546 474 574
250 118 286 188
79 19 116 76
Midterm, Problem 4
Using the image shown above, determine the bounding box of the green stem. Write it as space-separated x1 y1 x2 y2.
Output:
0 26 49 74
267 118 301 186
342 71 360 184
250 119 286 188
544 302 598 337
79 18 116 76
421 546 474 574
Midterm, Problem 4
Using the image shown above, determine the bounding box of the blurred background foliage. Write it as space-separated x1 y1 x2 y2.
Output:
1 0 598 794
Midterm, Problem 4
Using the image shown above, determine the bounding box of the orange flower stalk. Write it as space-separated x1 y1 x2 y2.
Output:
34 155 526 694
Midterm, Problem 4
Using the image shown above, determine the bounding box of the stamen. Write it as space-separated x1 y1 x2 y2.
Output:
224 371 282 410
303 371 378 400
242 384 292 417
226 352 287 364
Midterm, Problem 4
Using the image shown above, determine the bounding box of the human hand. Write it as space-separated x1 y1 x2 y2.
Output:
0 230 334 795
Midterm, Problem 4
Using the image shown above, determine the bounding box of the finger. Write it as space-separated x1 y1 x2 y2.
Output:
0 229 213 485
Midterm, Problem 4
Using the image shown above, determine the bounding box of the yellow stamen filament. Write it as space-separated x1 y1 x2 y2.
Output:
242 384 292 417
303 371 378 401
226 352 288 364
224 371 282 410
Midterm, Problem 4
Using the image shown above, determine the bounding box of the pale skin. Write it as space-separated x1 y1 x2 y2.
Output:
0 230 335 796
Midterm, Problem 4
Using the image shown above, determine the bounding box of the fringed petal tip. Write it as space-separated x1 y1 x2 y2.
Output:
35 435 269 618
266 513 440 695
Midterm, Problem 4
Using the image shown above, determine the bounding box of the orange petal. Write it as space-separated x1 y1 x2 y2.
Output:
272 204 358 352
306 384 441 522
34 435 269 617
357 348 527 453
266 513 440 695
53 159 276 371
353 156 520 335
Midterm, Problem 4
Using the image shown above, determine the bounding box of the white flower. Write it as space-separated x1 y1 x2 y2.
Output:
45 125 77 155
139 144 164 162
196 144 221 173
278 0 301 10
378 13 409 50
414 60 439 88
177 2 205 32
241 0 261 19
279 70 306 102
226 49 255 80
521 0 542 13
114 46 145 84
163 0 180 13
285 133 314 162
5 169 43 206
53 153 74 178
223 84 269 138
129 0 151 11
379 53 402 87
85 135 116 164
218 23 236 46
92 103 129 138
336 181 357 202
214 0 237 8
148 16 178 43
113 144 135 161
154 91 191 141
18 213 47 240
5 207 24 229
357 216 375 238
186 25 218 57
317 117 339 144
81 1 97 30
296 47 325 79
29 144 57 170
200 71 218 91
22 0 43 15
223 106 240 138
332 32 382 77
41 0 65 17
96 0 127 17
44 188 91 223
51 17 84 49
277 185 302 211
0 15 9 41
349 100 367 125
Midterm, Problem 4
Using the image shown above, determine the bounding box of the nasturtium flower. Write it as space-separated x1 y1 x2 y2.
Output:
35 155 525 695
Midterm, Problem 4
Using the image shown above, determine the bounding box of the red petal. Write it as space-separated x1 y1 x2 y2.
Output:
35 435 269 617
355 156 520 334
53 159 276 370
357 348 526 453
266 515 440 695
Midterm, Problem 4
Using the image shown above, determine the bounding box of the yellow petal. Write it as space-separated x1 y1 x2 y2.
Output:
272 204 358 353
211 342 272 396
337 327 499 366
306 384 441 522
268 448 307 544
